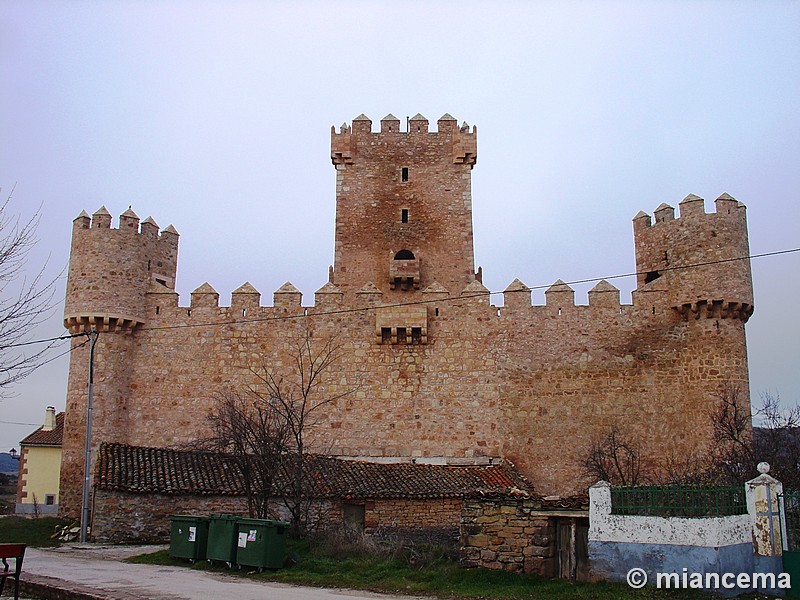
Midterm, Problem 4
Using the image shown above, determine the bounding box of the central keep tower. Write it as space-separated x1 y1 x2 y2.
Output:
330 113 478 300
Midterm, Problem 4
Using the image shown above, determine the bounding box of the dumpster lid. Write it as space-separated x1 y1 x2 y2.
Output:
237 518 290 527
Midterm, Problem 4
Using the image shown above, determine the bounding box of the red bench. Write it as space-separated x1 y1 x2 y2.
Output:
0 543 26 600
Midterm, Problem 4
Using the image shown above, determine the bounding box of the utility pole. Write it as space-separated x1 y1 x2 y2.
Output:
80 328 98 543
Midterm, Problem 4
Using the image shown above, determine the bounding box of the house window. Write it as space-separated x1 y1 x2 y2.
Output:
45 494 56 506
401 167 409 182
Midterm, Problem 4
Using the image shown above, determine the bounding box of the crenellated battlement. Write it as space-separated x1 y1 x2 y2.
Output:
73 206 180 245
331 113 477 168
633 192 745 230
147 276 633 317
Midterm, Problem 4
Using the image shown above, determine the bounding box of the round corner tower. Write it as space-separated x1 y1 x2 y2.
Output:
59 206 179 518
631 192 755 449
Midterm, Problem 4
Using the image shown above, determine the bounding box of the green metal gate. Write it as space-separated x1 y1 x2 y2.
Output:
779 491 800 597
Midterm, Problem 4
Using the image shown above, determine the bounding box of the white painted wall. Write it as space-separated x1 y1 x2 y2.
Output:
589 481 752 548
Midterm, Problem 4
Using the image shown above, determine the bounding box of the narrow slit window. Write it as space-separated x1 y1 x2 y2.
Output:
401 208 409 223
401 167 409 182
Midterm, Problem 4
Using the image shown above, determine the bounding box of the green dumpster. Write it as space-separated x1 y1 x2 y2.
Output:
235 518 290 570
206 514 241 566
169 515 209 562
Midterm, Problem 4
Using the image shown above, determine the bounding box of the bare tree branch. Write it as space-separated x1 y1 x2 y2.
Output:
0 186 60 395
246 325 358 536
583 425 648 486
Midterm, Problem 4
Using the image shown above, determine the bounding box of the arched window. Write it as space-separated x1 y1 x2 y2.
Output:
394 249 415 260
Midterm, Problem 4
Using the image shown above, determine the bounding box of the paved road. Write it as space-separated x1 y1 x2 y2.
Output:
22 545 424 600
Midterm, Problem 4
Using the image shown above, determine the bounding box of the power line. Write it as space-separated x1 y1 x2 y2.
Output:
35 337 88 369
0 332 84 350
117 246 800 333
6 246 800 344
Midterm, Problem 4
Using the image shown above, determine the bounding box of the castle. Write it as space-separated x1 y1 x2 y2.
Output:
58 113 754 519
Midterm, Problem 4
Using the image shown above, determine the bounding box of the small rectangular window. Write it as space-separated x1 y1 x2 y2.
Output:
45 494 56 505
401 209 409 223
401 167 409 182
381 328 392 344
396 327 407 344
411 327 422 344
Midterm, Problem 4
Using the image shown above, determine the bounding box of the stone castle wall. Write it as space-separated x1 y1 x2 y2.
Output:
58 115 754 521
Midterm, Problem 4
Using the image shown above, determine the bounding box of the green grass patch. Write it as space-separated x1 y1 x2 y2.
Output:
127 538 762 599
0 516 70 547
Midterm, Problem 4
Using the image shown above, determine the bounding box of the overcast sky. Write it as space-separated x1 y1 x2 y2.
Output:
1 1 798 451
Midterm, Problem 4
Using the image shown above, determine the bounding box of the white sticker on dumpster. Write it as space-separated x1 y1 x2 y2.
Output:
188 526 196 542
238 532 248 548
247 529 257 542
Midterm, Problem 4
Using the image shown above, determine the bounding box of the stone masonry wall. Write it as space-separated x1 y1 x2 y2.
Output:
91 489 462 544
460 498 557 576
91 490 247 543
365 498 462 530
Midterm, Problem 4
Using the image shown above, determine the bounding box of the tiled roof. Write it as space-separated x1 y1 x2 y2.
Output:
20 413 64 447
95 443 534 500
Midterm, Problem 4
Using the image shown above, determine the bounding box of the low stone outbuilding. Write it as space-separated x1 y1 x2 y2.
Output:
90 442 533 543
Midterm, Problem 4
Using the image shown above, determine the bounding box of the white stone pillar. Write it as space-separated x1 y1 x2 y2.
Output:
746 462 784 559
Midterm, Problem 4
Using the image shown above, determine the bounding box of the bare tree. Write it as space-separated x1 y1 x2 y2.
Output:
202 326 357 534
708 382 755 484
583 425 647 486
249 327 357 536
0 186 59 395
754 391 800 488
201 390 290 519
702 384 800 486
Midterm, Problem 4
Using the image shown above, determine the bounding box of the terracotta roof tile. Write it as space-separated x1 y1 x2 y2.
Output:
20 413 64 446
95 443 534 500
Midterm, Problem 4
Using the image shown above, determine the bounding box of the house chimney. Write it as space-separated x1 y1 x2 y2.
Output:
43 406 56 431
